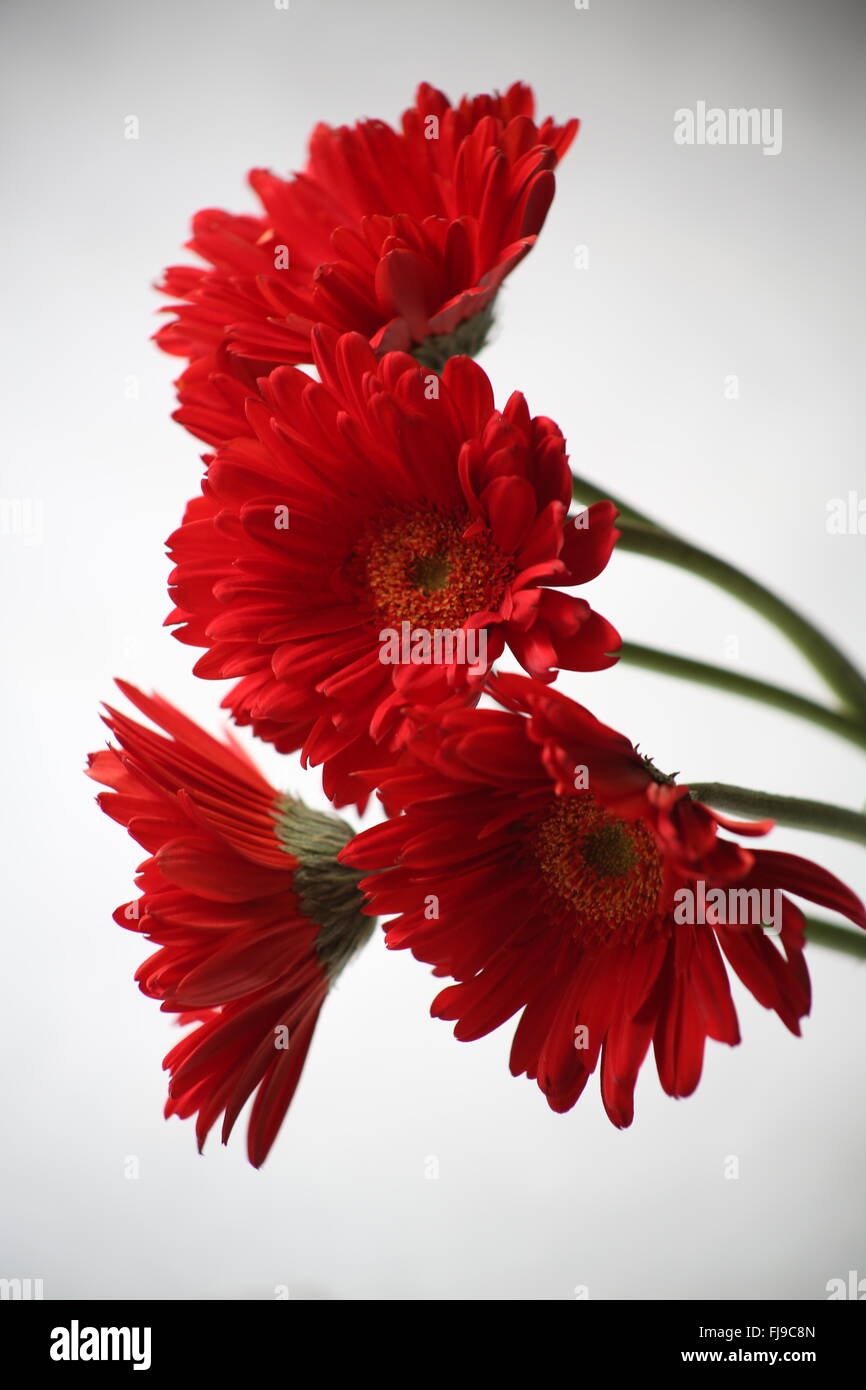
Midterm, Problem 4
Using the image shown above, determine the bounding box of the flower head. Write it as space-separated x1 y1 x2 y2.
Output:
342 674 866 1123
167 329 620 808
156 82 578 444
87 681 373 1167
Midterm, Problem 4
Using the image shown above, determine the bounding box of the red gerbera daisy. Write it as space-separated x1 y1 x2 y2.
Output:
87 681 373 1167
155 81 578 445
341 673 866 1124
167 328 620 809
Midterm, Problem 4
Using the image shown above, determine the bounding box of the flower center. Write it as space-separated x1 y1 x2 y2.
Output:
410 552 452 594
351 504 513 630
533 795 665 947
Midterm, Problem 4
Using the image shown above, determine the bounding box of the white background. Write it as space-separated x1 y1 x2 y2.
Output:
2 0 865 1299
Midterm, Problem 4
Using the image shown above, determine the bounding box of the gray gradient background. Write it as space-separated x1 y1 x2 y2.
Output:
2 0 865 1300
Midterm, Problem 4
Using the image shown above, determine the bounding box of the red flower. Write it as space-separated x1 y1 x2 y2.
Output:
167 329 620 809
87 681 372 1167
156 82 578 445
342 674 866 1124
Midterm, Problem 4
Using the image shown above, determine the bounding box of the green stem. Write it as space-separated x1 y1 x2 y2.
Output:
570 472 663 530
571 479 866 720
688 782 866 848
619 642 866 752
617 521 866 720
803 915 866 960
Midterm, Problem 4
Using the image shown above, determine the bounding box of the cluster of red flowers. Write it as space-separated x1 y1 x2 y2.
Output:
90 83 865 1165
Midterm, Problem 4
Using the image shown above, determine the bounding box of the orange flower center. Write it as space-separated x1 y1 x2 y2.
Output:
533 795 665 947
351 505 513 629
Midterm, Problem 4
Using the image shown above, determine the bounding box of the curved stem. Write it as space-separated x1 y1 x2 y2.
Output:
571 479 866 719
619 642 866 752
803 915 866 960
688 782 866 848
570 472 664 530
617 521 866 719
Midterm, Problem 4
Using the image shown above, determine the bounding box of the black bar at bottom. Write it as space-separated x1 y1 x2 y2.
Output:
1 1297 862 1373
